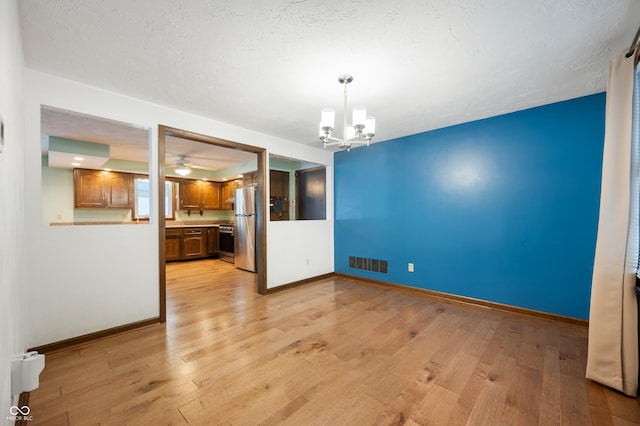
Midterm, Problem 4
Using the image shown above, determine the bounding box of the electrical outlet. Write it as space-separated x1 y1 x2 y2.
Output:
408 263 414 272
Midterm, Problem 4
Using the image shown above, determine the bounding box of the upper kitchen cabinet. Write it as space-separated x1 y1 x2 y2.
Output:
178 179 201 210
178 179 223 213
242 171 259 187
201 181 222 210
73 168 105 208
221 179 243 210
74 169 134 209
105 172 134 208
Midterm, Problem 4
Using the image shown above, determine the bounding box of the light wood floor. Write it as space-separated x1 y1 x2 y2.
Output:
28 259 640 425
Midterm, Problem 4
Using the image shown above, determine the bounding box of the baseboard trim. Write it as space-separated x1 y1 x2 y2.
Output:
335 272 588 327
266 272 336 294
28 317 161 354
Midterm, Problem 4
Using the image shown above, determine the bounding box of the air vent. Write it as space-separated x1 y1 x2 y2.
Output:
349 256 388 274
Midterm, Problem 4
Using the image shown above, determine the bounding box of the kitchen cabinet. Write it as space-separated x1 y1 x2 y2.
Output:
165 226 219 262
183 228 207 259
165 228 182 261
178 179 222 212
242 171 259 187
207 227 219 255
221 179 243 210
201 181 222 210
179 179 201 210
74 169 133 209
269 170 289 221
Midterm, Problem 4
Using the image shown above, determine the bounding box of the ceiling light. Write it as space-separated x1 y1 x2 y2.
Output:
71 162 80 166
174 155 192 176
175 164 191 176
73 157 84 161
319 74 375 151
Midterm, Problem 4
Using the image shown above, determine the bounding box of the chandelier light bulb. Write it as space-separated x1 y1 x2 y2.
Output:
320 108 335 130
365 116 376 136
352 106 366 129
346 125 356 141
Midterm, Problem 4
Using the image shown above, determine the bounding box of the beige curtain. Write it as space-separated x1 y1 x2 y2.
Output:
586 49 638 396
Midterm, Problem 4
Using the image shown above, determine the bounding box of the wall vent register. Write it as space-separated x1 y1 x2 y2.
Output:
349 256 387 274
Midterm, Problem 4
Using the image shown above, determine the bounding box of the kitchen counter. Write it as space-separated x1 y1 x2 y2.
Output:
166 221 231 229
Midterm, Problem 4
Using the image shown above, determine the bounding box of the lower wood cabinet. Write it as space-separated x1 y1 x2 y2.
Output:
183 228 206 259
165 229 182 262
165 226 219 262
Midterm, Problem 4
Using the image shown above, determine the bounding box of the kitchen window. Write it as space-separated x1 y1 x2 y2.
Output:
134 178 175 220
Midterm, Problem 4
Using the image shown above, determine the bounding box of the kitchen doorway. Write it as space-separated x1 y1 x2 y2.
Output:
158 126 267 323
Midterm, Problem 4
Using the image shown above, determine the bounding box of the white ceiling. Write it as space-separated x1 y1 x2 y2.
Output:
20 1 640 147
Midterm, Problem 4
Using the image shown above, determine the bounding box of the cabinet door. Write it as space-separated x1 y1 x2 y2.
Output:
183 228 206 258
207 227 219 256
201 181 222 210
242 172 258 187
105 172 133 208
221 181 233 210
221 179 244 210
165 229 182 262
269 170 290 221
179 180 202 210
74 169 105 208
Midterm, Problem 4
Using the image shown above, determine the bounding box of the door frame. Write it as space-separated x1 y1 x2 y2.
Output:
158 125 267 323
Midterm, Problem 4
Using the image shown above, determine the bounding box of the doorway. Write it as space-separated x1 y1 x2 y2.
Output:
158 125 267 323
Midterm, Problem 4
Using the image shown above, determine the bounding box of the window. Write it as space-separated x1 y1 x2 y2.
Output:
134 178 175 220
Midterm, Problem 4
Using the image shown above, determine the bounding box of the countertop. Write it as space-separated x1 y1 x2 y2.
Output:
165 221 232 229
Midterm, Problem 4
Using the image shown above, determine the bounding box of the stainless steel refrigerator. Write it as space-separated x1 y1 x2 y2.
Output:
234 186 257 272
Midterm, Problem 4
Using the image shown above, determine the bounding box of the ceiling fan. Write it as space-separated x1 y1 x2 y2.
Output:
173 155 192 176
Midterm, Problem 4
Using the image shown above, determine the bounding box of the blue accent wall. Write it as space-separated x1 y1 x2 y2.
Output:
334 93 606 320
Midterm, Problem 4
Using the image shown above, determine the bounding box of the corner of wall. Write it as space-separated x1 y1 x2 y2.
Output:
0 0 28 419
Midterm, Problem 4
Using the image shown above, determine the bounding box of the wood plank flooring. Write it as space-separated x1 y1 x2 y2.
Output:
27 259 640 425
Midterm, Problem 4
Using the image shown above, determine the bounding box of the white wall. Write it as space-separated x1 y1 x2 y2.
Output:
24 69 334 348
0 0 26 421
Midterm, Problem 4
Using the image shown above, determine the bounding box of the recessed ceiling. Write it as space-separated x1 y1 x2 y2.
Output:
21 1 640 147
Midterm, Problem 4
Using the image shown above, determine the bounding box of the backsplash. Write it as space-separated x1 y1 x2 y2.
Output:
173 209 234 223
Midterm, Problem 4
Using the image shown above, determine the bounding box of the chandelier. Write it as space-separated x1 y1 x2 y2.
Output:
319 74 376 151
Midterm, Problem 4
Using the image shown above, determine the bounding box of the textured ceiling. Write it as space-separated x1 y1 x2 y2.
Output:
19 1 640 148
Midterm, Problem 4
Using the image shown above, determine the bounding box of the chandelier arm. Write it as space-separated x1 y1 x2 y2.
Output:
323 136 343 145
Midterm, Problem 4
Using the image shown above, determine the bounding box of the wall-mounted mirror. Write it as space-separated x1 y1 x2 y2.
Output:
40 106 151 226
269 154 326 221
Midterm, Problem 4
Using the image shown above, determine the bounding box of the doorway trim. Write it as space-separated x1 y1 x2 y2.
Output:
158 125 268 322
